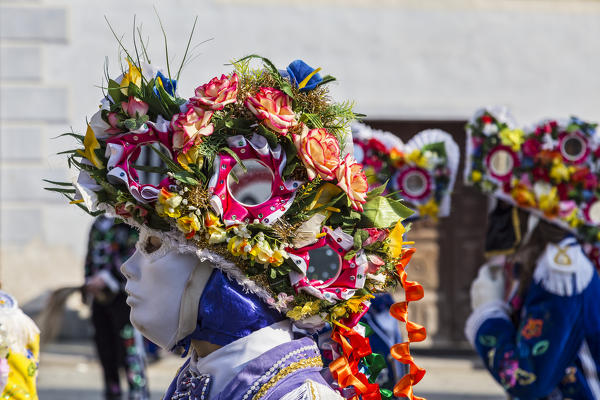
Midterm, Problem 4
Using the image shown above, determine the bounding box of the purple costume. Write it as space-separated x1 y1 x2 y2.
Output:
164 337 332 400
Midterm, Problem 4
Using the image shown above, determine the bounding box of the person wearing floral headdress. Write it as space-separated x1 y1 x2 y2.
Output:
464 108 600 399
48 26 427 400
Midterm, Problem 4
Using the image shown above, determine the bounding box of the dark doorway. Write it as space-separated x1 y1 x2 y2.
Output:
366 120 489 348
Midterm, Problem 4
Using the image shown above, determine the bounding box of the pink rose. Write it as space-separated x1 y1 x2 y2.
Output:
191 73 239 111
171 106 214 152
106 112 123 134
363 228 388 246
335 154 368 211
245 87 296 135
121 97 149 118
293 125 341 180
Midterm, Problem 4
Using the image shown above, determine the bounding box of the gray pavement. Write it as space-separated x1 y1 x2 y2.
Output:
38 342 506 400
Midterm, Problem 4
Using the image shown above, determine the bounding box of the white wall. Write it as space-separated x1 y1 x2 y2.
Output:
1 0 599 303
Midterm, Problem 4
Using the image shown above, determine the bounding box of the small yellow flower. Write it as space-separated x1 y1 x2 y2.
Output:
346 294 374 313
176 213 201 238
418 198 439 220
564 208 583 228
286 301 321 320
407 149 428 168
389 148 406 167
227 236 250 257
549 159 571 183
471 170 482 183
387 219 413 259
121 59 142 95
76 124 104 169
156 188 182 218
204 212 227 243
177 146 204 172
538 187 559 218
499 128 525 152
511 181 536 208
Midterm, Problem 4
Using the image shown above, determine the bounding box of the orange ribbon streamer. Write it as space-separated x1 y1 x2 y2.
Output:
329 325 382 400
329 247 426 400
389 247 427 400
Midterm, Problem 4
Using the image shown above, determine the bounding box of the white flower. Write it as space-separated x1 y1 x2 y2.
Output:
483 123 498 136
541 133 558 150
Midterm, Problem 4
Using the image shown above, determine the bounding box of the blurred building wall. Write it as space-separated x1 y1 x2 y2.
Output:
1 0 599 318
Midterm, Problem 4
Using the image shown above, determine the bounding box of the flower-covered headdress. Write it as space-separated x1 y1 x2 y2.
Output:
465 107 600 265
352 122 460 219
47 42 427 398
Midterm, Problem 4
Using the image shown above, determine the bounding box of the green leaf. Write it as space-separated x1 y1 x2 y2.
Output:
131 164 169 174
301 113 324 129
171 171 199 185
219 147 247 173
360 196 414 228
317 75 336 87
257 125 280 149
42 179 73 187
422 141 447 159
54 132 84 142
44 187 76 194
353 229 369 249
280 81 295 98
566 123 580 133
366 182 388 201
108 79 123 103
149 144 184 172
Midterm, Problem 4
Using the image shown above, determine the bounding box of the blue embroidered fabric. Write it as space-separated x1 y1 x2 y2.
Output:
473 250 600 399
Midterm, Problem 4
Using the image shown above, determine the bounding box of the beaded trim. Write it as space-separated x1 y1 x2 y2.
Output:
170 372 211 400
241 344 320 400
252 356 323 400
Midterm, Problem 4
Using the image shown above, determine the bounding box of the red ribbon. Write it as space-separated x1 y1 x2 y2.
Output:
329 325 382 400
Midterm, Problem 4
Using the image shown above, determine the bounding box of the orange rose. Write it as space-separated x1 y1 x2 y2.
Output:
336 154 368 211
293 125 341 180
171 106 214 152
245 87 296 135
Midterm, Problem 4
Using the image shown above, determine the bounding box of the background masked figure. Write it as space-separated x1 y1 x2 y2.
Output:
84 216 149 400
464 109 600 399
467 203 600 399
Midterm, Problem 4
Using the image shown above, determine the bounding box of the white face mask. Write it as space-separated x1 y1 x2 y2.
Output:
121 231 213 350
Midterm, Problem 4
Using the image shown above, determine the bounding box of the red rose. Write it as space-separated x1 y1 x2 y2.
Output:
481 115 493 124
522 138 541 157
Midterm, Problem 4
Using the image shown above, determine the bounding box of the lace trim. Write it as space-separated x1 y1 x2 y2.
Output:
97 203 284 312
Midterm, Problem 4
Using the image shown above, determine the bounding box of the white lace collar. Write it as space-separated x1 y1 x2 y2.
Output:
534 237 594 296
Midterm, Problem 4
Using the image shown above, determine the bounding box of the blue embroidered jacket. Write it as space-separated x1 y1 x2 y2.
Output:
466 238 600 399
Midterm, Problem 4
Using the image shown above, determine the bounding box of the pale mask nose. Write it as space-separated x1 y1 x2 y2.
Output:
121 251 142 281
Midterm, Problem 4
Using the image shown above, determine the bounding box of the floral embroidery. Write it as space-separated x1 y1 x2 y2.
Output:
532 340 550 356
521 318 544 340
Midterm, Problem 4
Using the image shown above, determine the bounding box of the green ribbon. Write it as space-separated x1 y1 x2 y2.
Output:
380 388 394 399
363 352 387 384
